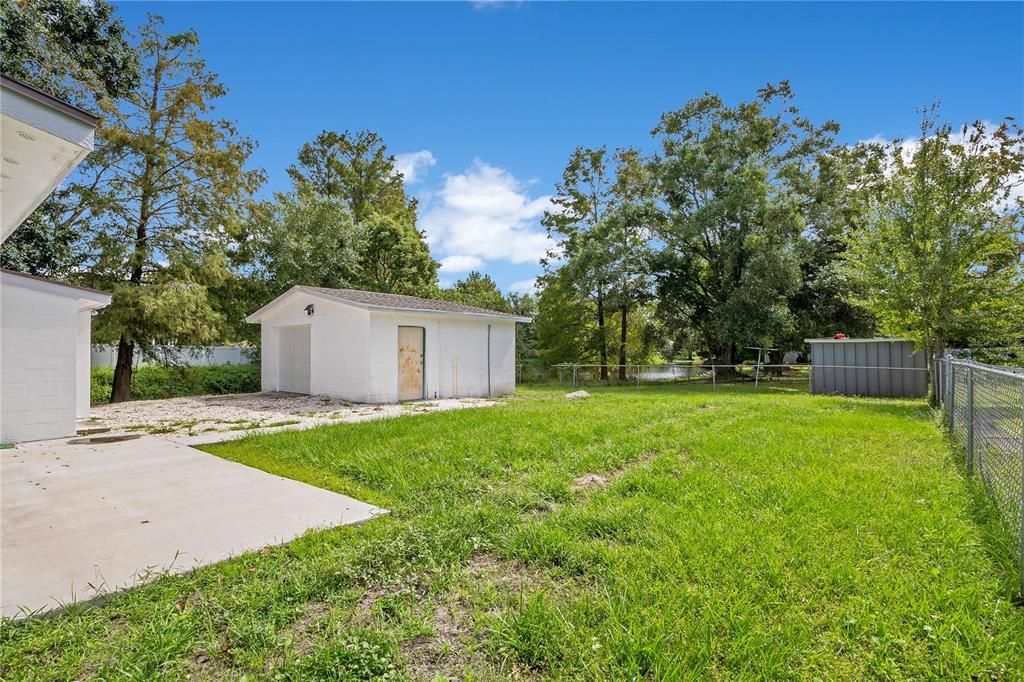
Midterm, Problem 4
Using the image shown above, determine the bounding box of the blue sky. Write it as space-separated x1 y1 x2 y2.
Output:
113 1 1024 293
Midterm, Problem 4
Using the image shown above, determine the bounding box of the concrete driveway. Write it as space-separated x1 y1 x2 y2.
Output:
1 434 383 619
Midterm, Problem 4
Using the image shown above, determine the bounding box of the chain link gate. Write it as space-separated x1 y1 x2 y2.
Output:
936 354 1024 596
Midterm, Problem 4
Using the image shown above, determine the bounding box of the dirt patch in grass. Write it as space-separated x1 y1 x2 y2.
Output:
465 554 550 593
572 472 612 490
402 554 557 680
570 450 663 492
285 600 335 657
349 581 483 680
354 555 552 680
401 600 484 681
354 586 391 621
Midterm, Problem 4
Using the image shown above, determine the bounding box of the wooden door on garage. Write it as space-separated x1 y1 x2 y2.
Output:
397 326 425 401
278 325 311 394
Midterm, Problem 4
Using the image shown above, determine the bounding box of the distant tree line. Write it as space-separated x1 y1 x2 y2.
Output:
2 1 1021 401
537 84 1023 377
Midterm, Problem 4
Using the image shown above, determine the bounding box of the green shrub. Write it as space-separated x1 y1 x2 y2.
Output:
91 363 261 404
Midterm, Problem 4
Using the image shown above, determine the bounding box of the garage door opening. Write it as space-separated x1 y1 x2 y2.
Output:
278 325 311 394
398 326 425 401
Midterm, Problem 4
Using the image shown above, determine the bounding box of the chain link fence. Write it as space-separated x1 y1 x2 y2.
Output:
517 363 813 388
936 354 1024 594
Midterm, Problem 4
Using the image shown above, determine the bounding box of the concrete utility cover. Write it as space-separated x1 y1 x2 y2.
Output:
1 435 383 618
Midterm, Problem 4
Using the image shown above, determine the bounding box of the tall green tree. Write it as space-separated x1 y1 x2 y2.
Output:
534 270 597 365
441 271 511 312
0 0 139 275
844 110 1024 370
601 149 660 379
507 291 539 366
83 15 264 402
353 214 438 295
288 130 416 224
543 146 658 379
652 82 838 366
542 147 615 377
254 193 362 292
786 149 876 345
261 129 437 295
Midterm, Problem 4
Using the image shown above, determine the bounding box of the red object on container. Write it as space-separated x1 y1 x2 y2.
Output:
833 332 847 340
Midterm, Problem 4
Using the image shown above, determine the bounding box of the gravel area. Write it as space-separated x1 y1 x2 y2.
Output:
88 393 496 445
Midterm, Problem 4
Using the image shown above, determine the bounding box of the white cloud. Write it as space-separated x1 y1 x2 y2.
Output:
438 254 485 273
393 150 436 184
420 159 552 265
508 278 538 295
471 0 522 9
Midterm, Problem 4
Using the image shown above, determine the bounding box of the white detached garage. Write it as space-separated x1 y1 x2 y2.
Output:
246 286 530 403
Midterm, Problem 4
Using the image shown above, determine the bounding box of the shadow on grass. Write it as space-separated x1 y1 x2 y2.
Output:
944 432 1024 603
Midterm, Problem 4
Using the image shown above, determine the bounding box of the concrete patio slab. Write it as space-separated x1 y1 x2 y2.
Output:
1 435 384 619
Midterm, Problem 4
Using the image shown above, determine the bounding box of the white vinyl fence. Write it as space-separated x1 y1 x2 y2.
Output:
91 345 255 369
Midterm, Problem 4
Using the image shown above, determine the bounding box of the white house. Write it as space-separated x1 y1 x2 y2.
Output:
245 286 531 403
1 75 110 443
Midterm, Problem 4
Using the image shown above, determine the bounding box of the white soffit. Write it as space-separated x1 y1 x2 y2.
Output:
1 80 98 243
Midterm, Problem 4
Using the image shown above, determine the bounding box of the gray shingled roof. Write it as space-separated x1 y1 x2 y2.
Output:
247 285 530 321
0 268 111 298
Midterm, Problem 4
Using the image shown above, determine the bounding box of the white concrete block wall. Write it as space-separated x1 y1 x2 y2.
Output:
259 292 371 401
1 285 80 442
489 321 517 396
366 312 517 403
437 319 489 399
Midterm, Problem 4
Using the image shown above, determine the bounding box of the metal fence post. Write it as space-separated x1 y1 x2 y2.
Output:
947 360 955 430
711 362 716 391
966 365 974 475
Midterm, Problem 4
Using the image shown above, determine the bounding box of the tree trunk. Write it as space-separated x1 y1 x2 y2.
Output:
111 334 135 403
109 63 158 404
596 289 608 380
711 342 740 379
617 303 628 381
926 334 945 406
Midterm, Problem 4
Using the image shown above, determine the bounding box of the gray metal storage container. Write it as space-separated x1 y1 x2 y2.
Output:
806 338 927 397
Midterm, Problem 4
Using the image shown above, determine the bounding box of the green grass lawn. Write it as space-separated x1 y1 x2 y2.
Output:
3 384 1022 680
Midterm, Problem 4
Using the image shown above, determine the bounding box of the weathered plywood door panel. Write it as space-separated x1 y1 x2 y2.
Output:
278 325 311 394
398 326 425 401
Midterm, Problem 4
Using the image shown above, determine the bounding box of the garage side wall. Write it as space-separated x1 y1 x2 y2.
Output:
438 319 489 399
258 294 370 400
367 312 517 403
488 321 516 396
1 284 80 442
